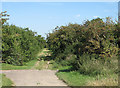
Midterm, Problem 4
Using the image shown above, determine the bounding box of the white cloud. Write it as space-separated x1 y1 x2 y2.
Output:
93 16 99 18
76 14 80 18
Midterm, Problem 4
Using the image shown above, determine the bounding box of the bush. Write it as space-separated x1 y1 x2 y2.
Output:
2 25 46 65
59 54 77 66
74 54 118 76
47 17 118 61
47 17 119 75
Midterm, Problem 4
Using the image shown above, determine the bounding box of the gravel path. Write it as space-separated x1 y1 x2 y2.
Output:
1 69 68 86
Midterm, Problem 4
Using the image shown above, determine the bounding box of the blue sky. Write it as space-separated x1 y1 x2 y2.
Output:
2 2 118 38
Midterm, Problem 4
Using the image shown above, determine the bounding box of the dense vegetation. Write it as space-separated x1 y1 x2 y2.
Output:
47 17 119 76
1 11 46 65
1 11 119 86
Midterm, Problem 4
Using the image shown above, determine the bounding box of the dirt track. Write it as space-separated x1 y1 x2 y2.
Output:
1 49 69 86
1 69 68 86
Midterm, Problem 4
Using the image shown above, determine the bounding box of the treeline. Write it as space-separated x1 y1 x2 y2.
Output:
1 11 46 65
47 17 120 75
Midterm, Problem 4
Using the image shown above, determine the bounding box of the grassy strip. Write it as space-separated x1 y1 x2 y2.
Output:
42 51 48 54
47 61 95 86
37 48 45 56
48 61 71 70
56 65 118 86
0 74 13 86
35 60 48 70
35 48 52 70
1 60 37 70
50 60 118 86
56 70 95 86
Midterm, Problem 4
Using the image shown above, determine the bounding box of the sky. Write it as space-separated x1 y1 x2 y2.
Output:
118 1 120 23
2 2 118 38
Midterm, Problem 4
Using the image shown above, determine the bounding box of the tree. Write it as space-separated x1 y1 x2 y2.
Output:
0 11 10 25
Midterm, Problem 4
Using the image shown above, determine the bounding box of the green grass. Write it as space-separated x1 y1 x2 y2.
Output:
50 62 72 70
56 66 118 86
47 60 95 86
0 74 13 87
55 65 118 86
56 69 118 87
37 48 45 56
51 61 118 86
49 62 95 86
1 59 37 70
42 51 48 54
35 60 48 70
56 70 95 86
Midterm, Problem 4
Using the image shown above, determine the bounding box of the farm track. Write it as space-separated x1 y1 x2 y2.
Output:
1 70 68 86
1 49 69 86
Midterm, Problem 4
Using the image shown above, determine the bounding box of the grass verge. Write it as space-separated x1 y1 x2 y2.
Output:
35 60 48 70
1 59 37 70
50 60 118 86
55 65 118 87
47 61 95 86
87 74 118 86
0 74 13 86
56 70 95 86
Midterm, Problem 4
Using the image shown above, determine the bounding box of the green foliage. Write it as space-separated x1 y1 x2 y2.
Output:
47 18 118 60
2 24 46 65
47 17 119 75
1 11 46 65
115 23 120 50
74 55 118 76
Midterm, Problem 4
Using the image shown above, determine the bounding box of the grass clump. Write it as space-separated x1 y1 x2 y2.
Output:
73 54 118 76
87 74 118 86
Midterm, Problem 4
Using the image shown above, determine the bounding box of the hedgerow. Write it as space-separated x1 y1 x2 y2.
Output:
1 11 46 65
47 17 119 75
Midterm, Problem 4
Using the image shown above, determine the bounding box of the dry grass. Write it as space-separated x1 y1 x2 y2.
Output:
87 74 118 86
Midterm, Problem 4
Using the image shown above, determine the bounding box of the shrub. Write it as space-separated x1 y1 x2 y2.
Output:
74 54 118 76
2 25 46 65
47 17 119 75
